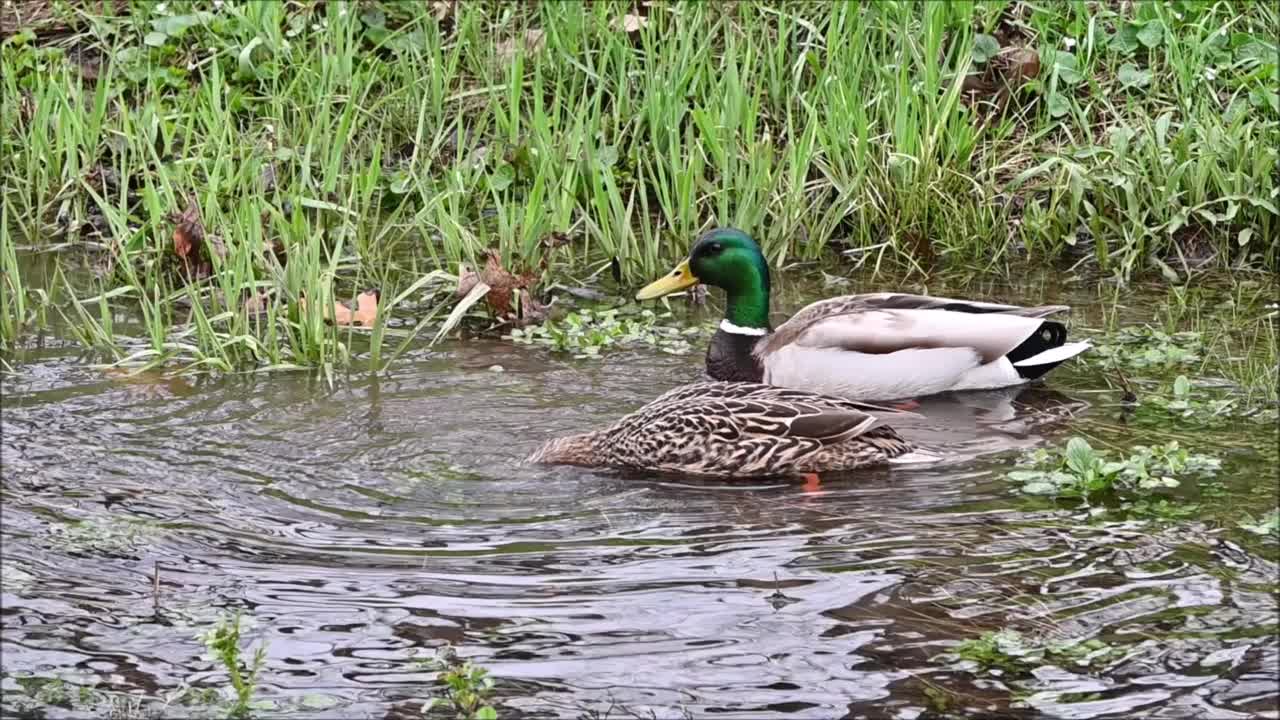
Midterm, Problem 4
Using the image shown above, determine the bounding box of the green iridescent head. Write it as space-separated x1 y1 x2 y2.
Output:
636 228 772 329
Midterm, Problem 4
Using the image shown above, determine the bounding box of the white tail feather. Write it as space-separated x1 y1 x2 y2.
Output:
1012 341 1092 368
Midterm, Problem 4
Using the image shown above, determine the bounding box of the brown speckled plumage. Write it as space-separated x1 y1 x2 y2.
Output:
527 381 913 479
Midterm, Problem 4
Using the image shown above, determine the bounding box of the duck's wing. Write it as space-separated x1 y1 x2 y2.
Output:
646 381 913 416
754 294 1084 399
760 293 1070 360
608 396 896 477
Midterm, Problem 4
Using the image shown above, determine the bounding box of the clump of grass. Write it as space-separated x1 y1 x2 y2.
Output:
201 611 267 719
951 630 1121 676
418 646 498 720
506 306 710 358
1009 437 1221 515
1 1 1275 370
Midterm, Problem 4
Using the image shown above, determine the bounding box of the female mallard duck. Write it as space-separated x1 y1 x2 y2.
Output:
636 228 1091 402
527 381 913 478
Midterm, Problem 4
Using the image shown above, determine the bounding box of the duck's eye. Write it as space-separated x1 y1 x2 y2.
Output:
708 242 724 253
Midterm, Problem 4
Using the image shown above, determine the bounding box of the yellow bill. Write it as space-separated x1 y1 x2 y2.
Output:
635 260 698 300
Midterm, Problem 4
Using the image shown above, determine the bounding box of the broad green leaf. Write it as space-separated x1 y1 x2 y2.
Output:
1173 375 1191 397
488 163 515 192
1110 24 1139 55
152 12 214 36
1154 113 1172 146
1050 50 1084 85
144 31 168 47
238 36 265 77
1137 21 1165 48
360 7 387 29
596 144 618 169
972 34 1000 64
1065 437 1095 476
1117 63 1152 88
1046 92 1071 117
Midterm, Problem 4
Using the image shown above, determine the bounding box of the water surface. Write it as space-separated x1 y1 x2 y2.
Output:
2 275 1277 719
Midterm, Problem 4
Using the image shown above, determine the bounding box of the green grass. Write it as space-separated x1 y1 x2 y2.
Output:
0 0 1276 369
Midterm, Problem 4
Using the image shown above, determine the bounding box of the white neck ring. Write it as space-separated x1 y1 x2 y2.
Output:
720 319 768 336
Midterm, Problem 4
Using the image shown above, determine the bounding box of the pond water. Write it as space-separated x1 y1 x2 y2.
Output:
1 273 1277 719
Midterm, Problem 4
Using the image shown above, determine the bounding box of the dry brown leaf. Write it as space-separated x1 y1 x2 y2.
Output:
168 198 204 261
102 367 194 398
430 0 456 22
479 250 537 318
515 288 549 326
456 265 481 298
454 251 545 323
616 13 647 33
541 231 570 250
330 301 354 325
1001 47 1040 84
300 289 379 327
497 29 546 63
243 290 272 314
352 289 379 327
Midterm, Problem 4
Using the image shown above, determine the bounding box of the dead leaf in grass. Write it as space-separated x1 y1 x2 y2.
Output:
242 289 272 314
456 265 482 298
454 251 546 324
302 289 380 327
431 0 456 22
102 367 194 399
260 162 277 192
352 289 379 326
541 231 571 250
615 13 647 33
479 250 537 319
516 288 549 326
497 29 546 62
1001 47 1040 84
168 198 204 262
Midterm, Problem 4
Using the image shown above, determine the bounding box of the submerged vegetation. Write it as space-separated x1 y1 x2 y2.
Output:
506 305 711 358
1 0 1276 372
1008 436 1222 512
418 647 499 720
201 612 268 719
951 630 1121 676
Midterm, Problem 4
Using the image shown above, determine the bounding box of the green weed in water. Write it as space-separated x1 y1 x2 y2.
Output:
418 646 498 720
507 307 711 359
952 630 1121 676
44 518 157 557
1089 326 1203 369
1239 509 1280 538
201 611 267 719
1 676 180 719
1009 437 1221 512
1134 374 1278 427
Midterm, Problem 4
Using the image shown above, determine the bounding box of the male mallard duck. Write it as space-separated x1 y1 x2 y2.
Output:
527 381 913 479
636 229 1091 401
